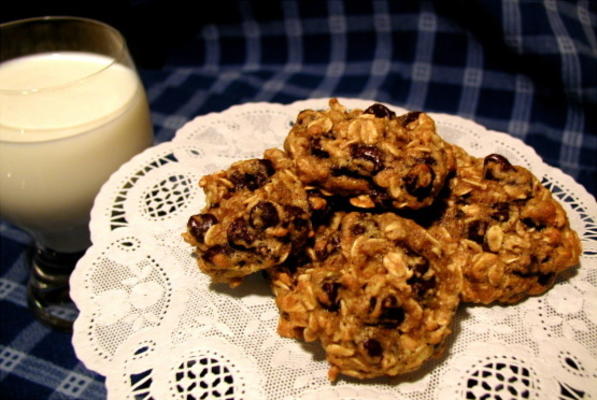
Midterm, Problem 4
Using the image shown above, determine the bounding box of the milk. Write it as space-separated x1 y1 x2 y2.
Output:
0 52 153 252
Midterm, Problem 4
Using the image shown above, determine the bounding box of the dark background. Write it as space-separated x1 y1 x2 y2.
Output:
2 0 197 68
1 0 268 69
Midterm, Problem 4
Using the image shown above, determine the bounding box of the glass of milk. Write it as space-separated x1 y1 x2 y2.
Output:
0 17 154 330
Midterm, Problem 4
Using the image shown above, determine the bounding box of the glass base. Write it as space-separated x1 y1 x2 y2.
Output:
27 247 84 332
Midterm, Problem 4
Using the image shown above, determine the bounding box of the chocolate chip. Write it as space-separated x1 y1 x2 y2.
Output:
187 213 218 243
229 159 274 191
368 296 377 312
398 111 422 127
249 201 279 229
229 172 267 191
483 154 515 180
364 339 383 357
202 244 227 262
350 143 384 173
320 281 342 312
403 164 435 201
467 220 488 244
491 202 510 222
351 224 366 235
415 156 437 166
522 218 545 231
408 275 436 299
316 233 341 260
364 103 396 119
258 159 275 176
310 137 329 158
403 174 419 195
484 154 513 169
227 218 254 249
378 295 405 328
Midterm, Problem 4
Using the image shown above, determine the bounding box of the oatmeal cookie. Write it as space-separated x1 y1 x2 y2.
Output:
270 212 464 380
431 146 582 304
183 149 318 287
283 98 455 209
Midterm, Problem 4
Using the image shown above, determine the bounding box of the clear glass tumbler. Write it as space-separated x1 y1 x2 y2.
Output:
0 16 154 331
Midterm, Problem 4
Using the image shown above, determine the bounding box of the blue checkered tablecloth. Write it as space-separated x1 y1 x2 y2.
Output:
1 1 595 398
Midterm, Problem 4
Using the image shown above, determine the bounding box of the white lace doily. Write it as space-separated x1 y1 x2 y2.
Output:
71 98 597 400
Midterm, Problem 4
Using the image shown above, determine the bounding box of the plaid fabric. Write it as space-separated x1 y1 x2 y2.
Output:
1 1 595 398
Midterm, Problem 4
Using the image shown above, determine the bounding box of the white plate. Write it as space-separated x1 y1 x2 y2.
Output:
71 98 597 400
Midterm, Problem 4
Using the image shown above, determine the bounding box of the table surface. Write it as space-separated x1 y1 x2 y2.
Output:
1 1 595 399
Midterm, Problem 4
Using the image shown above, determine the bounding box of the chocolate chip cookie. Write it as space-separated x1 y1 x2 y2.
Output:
183 149 316 287
270 211 464 380
284 99 455 210
430 145 582 304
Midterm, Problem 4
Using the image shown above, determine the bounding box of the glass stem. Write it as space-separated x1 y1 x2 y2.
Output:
27 247 85 332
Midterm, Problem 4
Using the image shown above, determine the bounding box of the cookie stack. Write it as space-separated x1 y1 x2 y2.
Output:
183 99 581 381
